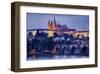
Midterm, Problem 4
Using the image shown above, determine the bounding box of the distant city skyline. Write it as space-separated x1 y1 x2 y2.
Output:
27 13 89 31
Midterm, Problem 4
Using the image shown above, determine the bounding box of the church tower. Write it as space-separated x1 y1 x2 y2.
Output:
48 17 58 30
53 17 57 30
48 19 51 30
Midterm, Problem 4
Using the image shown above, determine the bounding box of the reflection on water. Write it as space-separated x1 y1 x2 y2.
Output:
27 55 88 61
27 30 89 60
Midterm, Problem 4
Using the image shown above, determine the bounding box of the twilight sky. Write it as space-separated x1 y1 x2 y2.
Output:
27 13 89 31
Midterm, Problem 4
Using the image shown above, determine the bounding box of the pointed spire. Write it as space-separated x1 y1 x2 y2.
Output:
51 20 53 25
48 19 51 30
48 19 50 25
54 17 57 25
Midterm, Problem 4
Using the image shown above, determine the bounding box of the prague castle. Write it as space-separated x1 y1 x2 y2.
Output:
47 18 88 37
48 18 76 31
47 18 76 36
28 18 89 37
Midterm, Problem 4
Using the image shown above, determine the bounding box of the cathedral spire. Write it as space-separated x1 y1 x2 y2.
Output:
48 19 51 30
48 19 50 25
54 17 57 25
51 20 53 25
